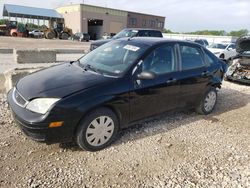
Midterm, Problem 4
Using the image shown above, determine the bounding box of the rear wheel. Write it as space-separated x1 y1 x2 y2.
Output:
219 54 225 59
196 87 217 115
76 108 119 151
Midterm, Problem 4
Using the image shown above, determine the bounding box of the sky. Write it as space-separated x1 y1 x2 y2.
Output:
0 0 250 32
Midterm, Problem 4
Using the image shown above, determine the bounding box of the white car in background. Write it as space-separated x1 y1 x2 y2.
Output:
29 29 44 38
207 43 237 60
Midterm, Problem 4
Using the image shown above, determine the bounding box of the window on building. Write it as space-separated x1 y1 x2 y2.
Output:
157 22 164 28
129 18 137 26
151 20 156 28
142 19 147 27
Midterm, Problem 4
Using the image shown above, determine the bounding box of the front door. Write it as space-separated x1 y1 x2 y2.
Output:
129 43 181 122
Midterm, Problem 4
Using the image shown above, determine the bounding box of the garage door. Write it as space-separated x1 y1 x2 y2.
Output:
110 22 123 33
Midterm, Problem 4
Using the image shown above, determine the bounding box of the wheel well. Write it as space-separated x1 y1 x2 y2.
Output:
73 105 122 138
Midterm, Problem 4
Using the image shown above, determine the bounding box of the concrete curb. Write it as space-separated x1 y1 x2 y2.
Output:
0 49 14 54
4 68 43 93
0 48 87 54
55 49 86 54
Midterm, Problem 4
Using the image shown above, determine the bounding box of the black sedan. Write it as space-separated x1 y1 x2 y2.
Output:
7 38 227 151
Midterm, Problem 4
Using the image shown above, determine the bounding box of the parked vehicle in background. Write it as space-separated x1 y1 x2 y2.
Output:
70 33 90 42
193 39 209 47
207 42 237 60
0 20 17 36
29 29 43 38
7 37 227 151
225 36 250 85
90 28 163 51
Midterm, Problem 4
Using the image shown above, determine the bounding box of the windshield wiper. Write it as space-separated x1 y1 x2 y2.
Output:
83 64 102 75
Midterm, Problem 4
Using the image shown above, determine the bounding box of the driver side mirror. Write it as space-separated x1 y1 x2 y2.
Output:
137 71 156 80
228 47 233 51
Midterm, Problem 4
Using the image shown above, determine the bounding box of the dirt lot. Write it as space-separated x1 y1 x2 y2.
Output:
0 81 249 188
0 37 90 50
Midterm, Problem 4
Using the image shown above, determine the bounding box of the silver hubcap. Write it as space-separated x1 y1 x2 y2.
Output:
86 116 114 147
204 91 217 112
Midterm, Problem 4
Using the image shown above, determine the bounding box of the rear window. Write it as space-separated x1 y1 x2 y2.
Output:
180 45 205 70
137 30 163 37
150 31 163 37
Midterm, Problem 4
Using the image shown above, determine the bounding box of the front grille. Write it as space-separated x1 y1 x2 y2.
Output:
13 88 27 107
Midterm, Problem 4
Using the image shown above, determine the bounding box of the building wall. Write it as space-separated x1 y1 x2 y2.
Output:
127 12 165 31
56 5 82 33
57 4 128 35
57 4 166 37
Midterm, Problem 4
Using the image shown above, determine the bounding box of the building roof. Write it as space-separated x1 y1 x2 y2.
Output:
57 4 165 19
3 4 63 20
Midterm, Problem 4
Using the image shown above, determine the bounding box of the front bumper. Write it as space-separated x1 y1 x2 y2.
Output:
7 89 78 144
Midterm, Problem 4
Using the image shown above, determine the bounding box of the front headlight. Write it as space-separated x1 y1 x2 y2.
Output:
26 98 60 114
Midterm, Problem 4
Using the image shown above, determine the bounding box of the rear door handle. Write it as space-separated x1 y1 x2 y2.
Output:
166 78 177 84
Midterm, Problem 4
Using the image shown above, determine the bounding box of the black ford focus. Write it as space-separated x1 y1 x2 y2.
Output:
7 38 227 151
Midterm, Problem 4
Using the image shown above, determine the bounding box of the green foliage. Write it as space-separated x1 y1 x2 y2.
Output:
162 28 179 34
185 30 227 36
0 19 9 25
26 23 43 30
163 28 249 37
228 29 249 37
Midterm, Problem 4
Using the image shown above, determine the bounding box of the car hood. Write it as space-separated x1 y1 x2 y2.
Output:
91 39 113 47
236 36 250 53
16 63 113 100
207 48 223 53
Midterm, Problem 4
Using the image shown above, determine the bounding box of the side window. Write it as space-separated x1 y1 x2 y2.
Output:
229 44 236 49
150 31 162 37
142 45 175 74
180 45 204 70
205 50 217 65
138 31 149 37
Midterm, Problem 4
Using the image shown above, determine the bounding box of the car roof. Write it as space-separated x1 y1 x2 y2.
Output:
123 28 162 31
117 37 200 47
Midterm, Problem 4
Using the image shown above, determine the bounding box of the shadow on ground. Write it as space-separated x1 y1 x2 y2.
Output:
60 86 250 151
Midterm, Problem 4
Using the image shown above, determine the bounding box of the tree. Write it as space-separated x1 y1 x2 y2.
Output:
229 29 249 37
162 28 179 34
185 30 227 36
0 19 9 25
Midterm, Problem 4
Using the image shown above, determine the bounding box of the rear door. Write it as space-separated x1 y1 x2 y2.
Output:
177 43 211 107
129 43 181 121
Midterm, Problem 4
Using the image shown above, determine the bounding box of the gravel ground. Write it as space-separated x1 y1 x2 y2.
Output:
0 81 249 188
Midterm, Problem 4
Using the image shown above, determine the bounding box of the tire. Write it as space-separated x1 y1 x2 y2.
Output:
61 33 69 40
12 33 17 37
219 54 225 59
46 32 55 39
196 87 217 115
76 108 119 151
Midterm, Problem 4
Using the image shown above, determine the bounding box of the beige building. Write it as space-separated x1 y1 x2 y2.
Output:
56 4 165 40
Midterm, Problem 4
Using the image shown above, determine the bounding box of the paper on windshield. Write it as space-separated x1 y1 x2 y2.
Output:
123 45 140 52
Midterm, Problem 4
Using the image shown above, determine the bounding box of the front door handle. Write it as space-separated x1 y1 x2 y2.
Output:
166 78 177 84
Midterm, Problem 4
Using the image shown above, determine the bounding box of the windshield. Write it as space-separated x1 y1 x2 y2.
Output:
78 40 148 77
113 29 138 39
208 43 228 49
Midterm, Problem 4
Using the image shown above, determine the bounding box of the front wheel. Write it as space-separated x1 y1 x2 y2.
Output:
196 87 217 115
76 108 119 151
